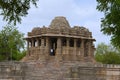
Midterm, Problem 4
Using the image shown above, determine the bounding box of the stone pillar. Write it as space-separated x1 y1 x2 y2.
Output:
45 37 50 56
32 39 34 47
56 37 62 54
36 38 39 47
88 40 91 57
66 38 69 54
30 40 32 47
56 37 62 61
91 42 95 57
27 40 30 55
73 39 77 60
74 39 77 55
35 38 39 59
81 39 84 58
39 37 45 61
87 40 95 62
27 40 29 49
41 38 44 54
65 38 70 61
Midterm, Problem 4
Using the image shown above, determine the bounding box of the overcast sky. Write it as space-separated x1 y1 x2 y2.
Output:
0 0 110 46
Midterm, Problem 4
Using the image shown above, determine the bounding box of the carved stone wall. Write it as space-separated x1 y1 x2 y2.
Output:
0 61 120 80
0 62 27 80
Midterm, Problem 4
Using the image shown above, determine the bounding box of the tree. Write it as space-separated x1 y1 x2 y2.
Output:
0 25 25 61
0 0 38 25
96 0 120 48
95 43 120 64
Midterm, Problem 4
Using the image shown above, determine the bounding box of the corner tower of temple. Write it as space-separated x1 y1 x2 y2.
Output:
22 16 96 62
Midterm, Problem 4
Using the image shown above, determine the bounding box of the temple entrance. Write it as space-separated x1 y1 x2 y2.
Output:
50 38 57 56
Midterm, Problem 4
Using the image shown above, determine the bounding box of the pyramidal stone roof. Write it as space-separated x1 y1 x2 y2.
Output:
49 16 70 29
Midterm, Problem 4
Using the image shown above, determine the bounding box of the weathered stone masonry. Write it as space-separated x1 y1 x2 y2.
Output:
0 61 120 80
22 16 96 61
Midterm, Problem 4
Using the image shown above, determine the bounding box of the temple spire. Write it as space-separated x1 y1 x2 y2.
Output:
49 16 70 29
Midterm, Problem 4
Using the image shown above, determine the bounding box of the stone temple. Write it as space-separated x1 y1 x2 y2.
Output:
22 16 96 62
1 17 120 80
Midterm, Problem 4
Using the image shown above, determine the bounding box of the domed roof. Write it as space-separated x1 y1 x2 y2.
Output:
49 16 70 29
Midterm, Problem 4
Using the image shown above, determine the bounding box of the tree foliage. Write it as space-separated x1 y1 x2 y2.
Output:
0 0 38 25
95 43 120 64
0 25 25 61
96 0 120 48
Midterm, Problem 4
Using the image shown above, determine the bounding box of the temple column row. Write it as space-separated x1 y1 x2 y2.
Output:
26 37 92 57
27 38 40 48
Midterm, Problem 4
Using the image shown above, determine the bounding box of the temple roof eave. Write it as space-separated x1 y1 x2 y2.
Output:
24 34 96 41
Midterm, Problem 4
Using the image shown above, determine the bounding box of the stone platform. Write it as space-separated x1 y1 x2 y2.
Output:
0 61 120 80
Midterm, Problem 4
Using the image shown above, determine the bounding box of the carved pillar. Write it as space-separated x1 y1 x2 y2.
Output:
88 40 91 57
66 38 69 54
91 42 95 57
57 37 62 54
87 40 95 62
84 40 89 57
81 39 84 58
27 40 30 55
41 38 44 54
32 38 34 47
65 38 70 61
73 39 77 60
91 42 96 62
56 37 62 61
35 38 39 58
74 39 77 55
36 38 39 47
34 39 36 47
46 37 50 55
27 40 29 49
30 40 32 47
39 37 45 61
